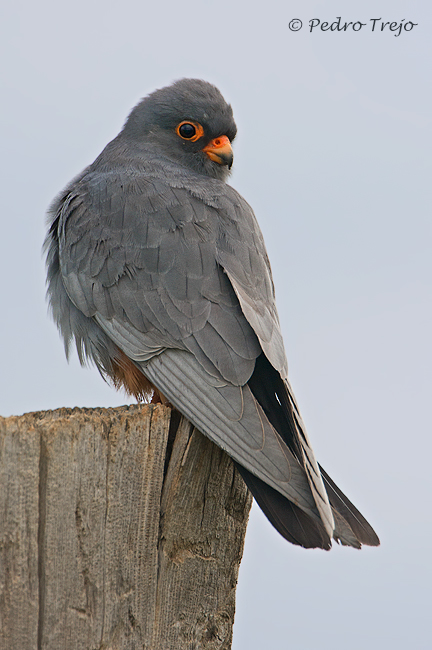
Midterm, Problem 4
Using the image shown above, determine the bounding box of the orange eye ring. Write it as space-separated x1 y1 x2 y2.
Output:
175 121 204 142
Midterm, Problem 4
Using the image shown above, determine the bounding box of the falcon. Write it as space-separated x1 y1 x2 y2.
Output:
44 79 379 549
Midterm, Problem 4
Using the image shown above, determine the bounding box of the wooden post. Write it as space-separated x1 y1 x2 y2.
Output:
0 405 252 650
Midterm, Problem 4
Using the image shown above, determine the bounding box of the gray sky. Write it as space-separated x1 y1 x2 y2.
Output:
1 0 431 647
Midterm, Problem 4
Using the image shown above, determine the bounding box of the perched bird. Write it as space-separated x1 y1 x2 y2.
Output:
44 78 379 550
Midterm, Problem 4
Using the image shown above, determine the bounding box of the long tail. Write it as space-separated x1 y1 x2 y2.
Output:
248 354 380 549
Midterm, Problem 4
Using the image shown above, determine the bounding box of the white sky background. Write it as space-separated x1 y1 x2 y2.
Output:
1 0 430 647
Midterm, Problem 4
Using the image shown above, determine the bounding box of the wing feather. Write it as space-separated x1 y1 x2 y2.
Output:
142 348 325 526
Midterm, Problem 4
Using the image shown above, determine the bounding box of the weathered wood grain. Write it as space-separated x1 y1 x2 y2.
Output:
0 413 40 650
0 405 252 650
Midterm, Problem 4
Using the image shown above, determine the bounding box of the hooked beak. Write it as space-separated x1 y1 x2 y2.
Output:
203 135 233 169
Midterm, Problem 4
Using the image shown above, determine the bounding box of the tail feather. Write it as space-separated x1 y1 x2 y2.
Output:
319 465 380 547
248 353 380 548
236 463 331 549
331 509 361 548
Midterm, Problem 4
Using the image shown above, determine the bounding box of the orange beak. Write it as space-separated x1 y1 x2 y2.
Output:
203 135 233 168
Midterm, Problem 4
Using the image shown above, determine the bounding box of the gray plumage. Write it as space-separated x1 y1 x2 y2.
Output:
45 78 379 549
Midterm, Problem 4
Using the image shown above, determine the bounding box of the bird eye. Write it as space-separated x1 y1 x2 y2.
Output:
176 121 204 142
178 123 196 139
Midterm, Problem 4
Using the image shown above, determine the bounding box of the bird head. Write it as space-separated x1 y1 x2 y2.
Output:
120 78 237 180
